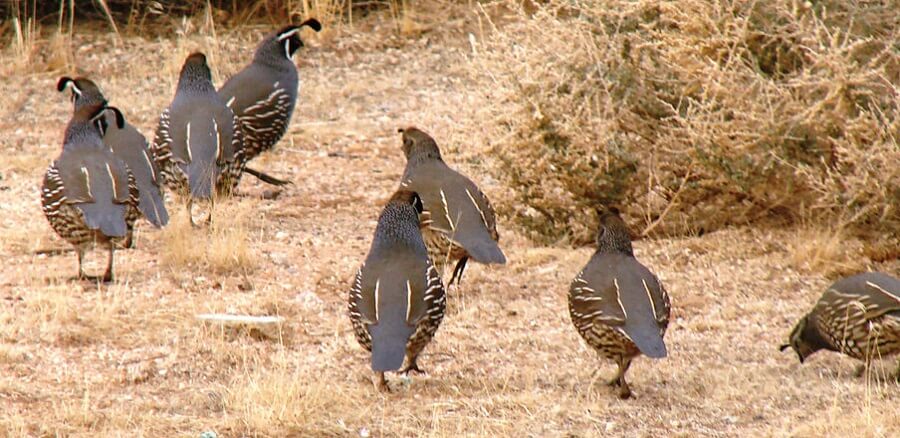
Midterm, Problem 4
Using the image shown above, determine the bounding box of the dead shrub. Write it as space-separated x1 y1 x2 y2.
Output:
471 0 900 244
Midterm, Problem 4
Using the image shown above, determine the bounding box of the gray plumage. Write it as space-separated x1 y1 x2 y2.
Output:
348 190 446 390
57 76 168 229
218 20 321 186
568 209 670 398
781 272 900 368
397 127 505 284
152 53 245 225
41 102 140 282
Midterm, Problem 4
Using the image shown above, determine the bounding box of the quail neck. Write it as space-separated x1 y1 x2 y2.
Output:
371 202 423 253
596 214 634 256
63 106 106 147
176 58 216 96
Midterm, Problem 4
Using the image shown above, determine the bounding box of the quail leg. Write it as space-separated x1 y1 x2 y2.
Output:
244 167 292 186
101 243 115 283
608 357 633 399
75 247 87 280
124 225 136 249
374 372 390 392
205 196 214 226
448 256 469 286
187 198 199 228
400 356 425 375
854 363 867 378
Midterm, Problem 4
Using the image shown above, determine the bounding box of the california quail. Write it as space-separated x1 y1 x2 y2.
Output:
781 272 900 374
219 19 322 187
397 127 506 285
151 52 246 224
347 190 446 391
568 208 670 399
41 102 140 282
57 76 169 240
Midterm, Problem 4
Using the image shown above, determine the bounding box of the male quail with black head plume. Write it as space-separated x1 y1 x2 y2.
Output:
42 102 140 282
397 127 506 285
57 76 168 238
568 208 671 399
219 19 321 186
152 52 246 225
347 190 447 391
781 272 900 376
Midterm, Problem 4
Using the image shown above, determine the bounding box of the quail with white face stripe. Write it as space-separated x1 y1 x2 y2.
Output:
57 76 168 238
151 52 246 225
42 102 140 282
347 190 447 391
218 19 321 187
568 207 671 399
397 127 506 286
781 272 900 377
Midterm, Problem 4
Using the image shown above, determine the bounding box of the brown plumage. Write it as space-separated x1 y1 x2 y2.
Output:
568 208 670 398
781 272 900 374
41 102 140 282
397 127 505 285
347 190 447 391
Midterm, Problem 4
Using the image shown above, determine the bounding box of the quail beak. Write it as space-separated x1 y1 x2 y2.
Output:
778 344 790 352
397 128 405 134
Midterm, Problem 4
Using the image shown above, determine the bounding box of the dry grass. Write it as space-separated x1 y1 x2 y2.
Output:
159 199 259 275
784 225 864 278
470 0 900 244
0 2 898 437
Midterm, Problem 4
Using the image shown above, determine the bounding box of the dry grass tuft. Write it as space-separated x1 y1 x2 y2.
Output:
471 0 900 244
159 198 258 275
785 225 866 278
223 362 364 435
2 1 76 75
792 403 899 437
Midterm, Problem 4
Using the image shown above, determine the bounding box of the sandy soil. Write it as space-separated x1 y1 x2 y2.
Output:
0 11 898 438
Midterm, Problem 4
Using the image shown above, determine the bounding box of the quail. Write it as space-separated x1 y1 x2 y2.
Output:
42 102 140 282
151 52 246 224
568 208 670 399
347 190 447 391
219 19 322 186
397 127 506 285
781 272 900 375
57 76 168 241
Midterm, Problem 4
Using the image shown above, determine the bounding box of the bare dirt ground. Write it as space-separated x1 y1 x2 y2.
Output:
1 12 898 438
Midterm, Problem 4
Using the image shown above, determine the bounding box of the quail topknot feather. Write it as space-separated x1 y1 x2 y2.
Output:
57 76 169 235
347 190 447 391
42 102 140 282
568 208 671 399
397 127 506 285
781 272 900 373
151 52 246 225
218 19 321 187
